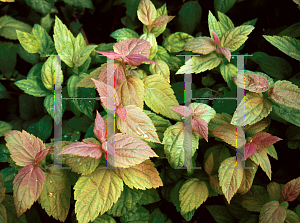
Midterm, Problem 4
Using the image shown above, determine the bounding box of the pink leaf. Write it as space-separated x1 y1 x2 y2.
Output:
251 132 282 151
62 142 102 159
123 54 157 66
94 111 106 142
34 146 50 164
216 47 231 62
13 165 45 217
101 141 120 157
95 51 122 60
92 79 121 110
212 30 220 46
192 118 208 142
114 38 151 58
116 107 127 122
4 130 46 166
98 61 126 90
244 142 257 160
151 15 175 28
170 106 193 117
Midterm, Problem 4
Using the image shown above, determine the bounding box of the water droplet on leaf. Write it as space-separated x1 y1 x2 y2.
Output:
48 192 53 197
49 180 53 184
77 158 81 162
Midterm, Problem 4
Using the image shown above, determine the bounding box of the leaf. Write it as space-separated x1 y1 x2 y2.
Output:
65 155 101 175
116 105 160 143
208 112 232 131
176 54 222 74
218 157 244 203
120 204 150 223
212 30 221 46
245 118 271 135
220 25 255 52
4 130 46 166
62 140 102 159
139 33 158 60
41 14 53 33
42 56 63 91
73 45 97 67
117 75 145 109
0 203 6 223
94 111 106 143
250 132 282 151
267 182 284 203
44 94 66 125
163 32 194 53
0 174 5 203
13 165 45 217
63 0 93 8
219 63 237 89
38 168 71 222
146 3 168 37
170 106 193 117
285 210 300 223
263 35 300 61
149 59 170 83
231 92 273 126
250 149 272 180
25 0 53 14
265 145 278 160
278 22 300 38
259 201 286 223
214 0 237 13
216 46 231 62
205 153 214 175
0 15 32 40
138 188 161 205
244 143 257 161
107 186 143 217
91 214 116 223
16 30 39 53
211 124 246 148
272 101 300 127
15 77 51 97
0 121 13 137
162 122 200 168
282 177 300 202
177 1 202 34
110 28 139 42
137 0 157 26
208 10 222 39
206 205 236 223
74 168 123 223
271 80 300 110
238 159 258 195
104 133 158 168
2 194 27 223
183 37 216 55
151 15 174 28
144 75 181 121
179 178 209 214
192 118 208 142
217 11 234 33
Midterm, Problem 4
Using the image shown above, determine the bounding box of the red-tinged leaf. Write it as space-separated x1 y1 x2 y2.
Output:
244 118 271 135
205 153 214 175
137 0 157 26
212 30 220 46
92 79 121 110
123 54 157 66
34 146 50 164
244 142 257 160
13 165 45 217
114 38 151 58
105 133 158 168
0 174 5 203
270 80 300 110
259 201 286 223
101 141 120 158
94 111 106 143
95 51 122 60
183 37 217 55
4 130 46 166
211 124 246 148
282 177 300 202
62 141 102 159
251 132 282 151
170 105 193 117
216 47 231 62
231 70 269 93
192 118 208 142
116 107 127 122
151 15 175 28
98 61 125 90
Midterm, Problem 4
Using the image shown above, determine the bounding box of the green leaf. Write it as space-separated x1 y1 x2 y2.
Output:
176 54 222 74
264 145 278 160
31 24 55 56
124 0 141 21
16 31 39 53
242 18 258 26
0 144 10 162
259 201 286 223
163 32 194 53
263 35 300 61
206 205 236 223
0 15 32 40
285 210 300 223
0 121 13 137
2 194 27 223
272 100 300 127
250 52 292 79
217 11 234 34
148 3 168 37
44 94 66 125
65 155 101 175
63 0 93 8
149 59 170 83
110 28 139 42
26 115 53 141
40 14 53 33
38 168 71 222
219 63 237 89
120 205 150 223
179 178 209 214
73 45 97 67
16 44 39 64
249 149 272 180
149 208 166 223
74 168 123 223
67 115 93 133
25 0 53 14
214 0 237 13
239 185 269 212
0 203 6 223
139 33 157 59
208 10 222 39
231 92 273 126
42 56 63 91
138 189 161 205
162 122 200 168
0 168 17 193
107 186 143 217
153 45 170 65
220 25 255 52
278 22 300 38
15 77 51 97
177 1 202 35
267 182 284 203
0 42 17 74
91 214 117 223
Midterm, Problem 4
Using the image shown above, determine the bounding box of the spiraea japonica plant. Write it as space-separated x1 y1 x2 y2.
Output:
1 0 300 222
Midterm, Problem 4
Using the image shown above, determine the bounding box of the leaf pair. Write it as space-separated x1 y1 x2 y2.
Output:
4 130 51 217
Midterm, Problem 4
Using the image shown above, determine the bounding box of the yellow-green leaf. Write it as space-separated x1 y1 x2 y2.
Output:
238 159 258 195
219 63 237 89
163 32 194 53
42 56 63 91
208 10 222 39
0 15 32 40
218 156 244 203
64 155 101 175
16 30 39 53
149 59 170 83
250 149 272 180
217 11 234 34
179 178 209 215
137 0 157 26
139 33 157 59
